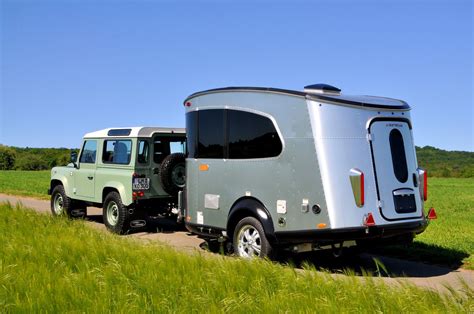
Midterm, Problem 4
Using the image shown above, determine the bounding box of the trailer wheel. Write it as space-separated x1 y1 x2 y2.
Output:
50 185 86 218
160 153 185 196
233 217 273 259
103 191 130 234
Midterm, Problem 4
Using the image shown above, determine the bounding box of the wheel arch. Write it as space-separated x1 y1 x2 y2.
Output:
50 176 70 196
227 197 276 244
102 182 130 206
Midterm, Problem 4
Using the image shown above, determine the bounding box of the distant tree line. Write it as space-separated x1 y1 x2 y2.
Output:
415 146 474 178
0 145 78 171
0 144 472 177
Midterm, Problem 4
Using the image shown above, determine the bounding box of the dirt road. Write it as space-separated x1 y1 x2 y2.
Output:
1 193 473 294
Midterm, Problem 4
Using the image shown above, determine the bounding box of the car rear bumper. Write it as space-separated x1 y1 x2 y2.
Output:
274 219 428 245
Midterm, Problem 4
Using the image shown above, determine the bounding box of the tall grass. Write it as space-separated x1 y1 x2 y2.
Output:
0 203 472 312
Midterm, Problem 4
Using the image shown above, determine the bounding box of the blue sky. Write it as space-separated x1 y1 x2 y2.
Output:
1 0 472 151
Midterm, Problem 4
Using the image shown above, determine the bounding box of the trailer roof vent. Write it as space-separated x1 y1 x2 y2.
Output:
304 83 341 95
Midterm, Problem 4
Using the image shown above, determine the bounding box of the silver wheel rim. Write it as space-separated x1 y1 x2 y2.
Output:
236 225 262 258
53 194 64 215
106 201 119 226
171 164 186 188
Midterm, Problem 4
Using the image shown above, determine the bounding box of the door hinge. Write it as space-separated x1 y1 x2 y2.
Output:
378 200 384 208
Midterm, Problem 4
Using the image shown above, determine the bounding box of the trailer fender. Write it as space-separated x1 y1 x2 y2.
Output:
227 197 277 244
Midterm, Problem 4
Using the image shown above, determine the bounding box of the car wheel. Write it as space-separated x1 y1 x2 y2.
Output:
50 185 72 217
160 153 185 196
103 191 130 234
233 217 273 259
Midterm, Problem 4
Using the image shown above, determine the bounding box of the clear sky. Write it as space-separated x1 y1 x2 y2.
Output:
1 0 473 151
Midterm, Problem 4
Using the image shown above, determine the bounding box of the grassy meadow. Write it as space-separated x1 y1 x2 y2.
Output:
0 170 50 199
0 170 473 269
1 203 473 312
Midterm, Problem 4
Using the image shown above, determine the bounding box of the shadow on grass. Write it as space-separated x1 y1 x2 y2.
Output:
203 242 469 278
367 242 470 270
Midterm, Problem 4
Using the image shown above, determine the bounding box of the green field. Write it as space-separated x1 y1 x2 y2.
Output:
0 171 473 269
0 170 50 199
382 178 474 270
0 203 472 312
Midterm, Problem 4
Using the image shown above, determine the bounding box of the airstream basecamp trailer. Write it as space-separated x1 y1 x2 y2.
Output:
182 84 436 258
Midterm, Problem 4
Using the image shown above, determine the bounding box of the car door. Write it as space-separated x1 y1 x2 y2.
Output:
75 139 97 199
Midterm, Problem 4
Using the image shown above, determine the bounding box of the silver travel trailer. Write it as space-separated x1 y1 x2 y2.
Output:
182 84 436 258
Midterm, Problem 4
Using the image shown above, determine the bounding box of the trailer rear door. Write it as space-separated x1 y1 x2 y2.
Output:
369 120 422 221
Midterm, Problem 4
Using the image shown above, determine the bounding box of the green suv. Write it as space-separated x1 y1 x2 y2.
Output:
49 127 186 234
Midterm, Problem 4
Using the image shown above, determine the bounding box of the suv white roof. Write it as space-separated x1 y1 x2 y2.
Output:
84 127 185 139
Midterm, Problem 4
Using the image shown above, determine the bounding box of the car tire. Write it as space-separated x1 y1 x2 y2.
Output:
50 185 74 218
160 153 185 196
103 191 130 234
233 216 273 259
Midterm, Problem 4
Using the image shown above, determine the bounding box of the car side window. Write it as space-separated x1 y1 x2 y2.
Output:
102 140 132 165
153 136 186 163
79 140 97 164
137 140 149 164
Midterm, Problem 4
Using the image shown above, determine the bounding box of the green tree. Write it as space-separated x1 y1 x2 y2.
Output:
0 146 16 170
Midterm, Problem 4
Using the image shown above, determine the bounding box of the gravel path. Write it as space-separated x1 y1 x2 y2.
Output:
1 193 472 295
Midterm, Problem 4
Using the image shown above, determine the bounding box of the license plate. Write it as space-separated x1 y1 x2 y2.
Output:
132 178 150 190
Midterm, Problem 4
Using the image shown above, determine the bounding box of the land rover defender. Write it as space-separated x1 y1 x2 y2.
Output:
49 127 186 234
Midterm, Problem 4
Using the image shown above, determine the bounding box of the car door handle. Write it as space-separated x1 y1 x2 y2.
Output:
87 176 94 180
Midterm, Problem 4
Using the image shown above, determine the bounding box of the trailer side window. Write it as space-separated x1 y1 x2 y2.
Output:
389 128 408 183
186 111 198 158
228 110 282 159
197 110 225 158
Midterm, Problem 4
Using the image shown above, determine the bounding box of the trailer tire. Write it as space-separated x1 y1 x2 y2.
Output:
233 217 273 259
103 191 130 234
160 153 185 196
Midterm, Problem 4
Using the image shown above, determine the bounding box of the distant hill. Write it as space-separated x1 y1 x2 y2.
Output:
0 144 472 177
416 146 474 178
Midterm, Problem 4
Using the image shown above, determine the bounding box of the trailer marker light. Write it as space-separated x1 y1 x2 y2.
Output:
427 207 437 220
349 168 364 207
132 191 137 200
199 164 209 171
423 170 428 201
317 223 327 229
185 102 192 107
363 213 375 226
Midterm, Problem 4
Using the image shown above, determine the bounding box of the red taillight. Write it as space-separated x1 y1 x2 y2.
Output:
427 207 437 220
423 170 428 201
138 191 144 197
132 172 139 178
364 212 376 226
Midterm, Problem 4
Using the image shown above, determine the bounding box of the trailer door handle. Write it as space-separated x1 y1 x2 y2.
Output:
412 173 418 187
87 176 93 180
